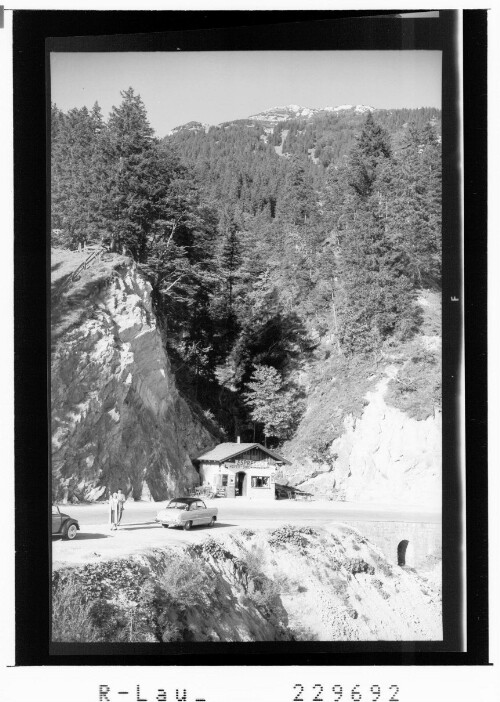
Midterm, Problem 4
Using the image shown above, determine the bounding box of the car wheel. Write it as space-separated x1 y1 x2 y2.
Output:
208 517 216 527
183 521 192 531
63 523 78 540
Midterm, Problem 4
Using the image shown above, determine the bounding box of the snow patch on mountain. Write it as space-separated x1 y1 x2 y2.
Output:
324 104 353 112
248 104 322 122
324 104 375 114
353 105 375 114
167 103 378 135
249 104 376 123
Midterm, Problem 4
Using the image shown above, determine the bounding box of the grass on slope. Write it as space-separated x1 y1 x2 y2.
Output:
51 247 129 344
385 290 441 420
284 290 441 466
285 352 384 466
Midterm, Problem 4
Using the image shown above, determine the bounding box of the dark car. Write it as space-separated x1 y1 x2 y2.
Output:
51 505 80 540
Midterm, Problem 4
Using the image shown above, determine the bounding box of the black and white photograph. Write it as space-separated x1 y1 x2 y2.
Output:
49 45 445 644
6 7 493 700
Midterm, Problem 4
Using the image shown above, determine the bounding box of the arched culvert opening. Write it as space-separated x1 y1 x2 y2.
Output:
397 540 409 566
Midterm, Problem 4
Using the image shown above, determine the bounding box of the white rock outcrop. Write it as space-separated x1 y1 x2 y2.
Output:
296 369 441 507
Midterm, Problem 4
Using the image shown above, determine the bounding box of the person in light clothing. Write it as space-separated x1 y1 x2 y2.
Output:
116 488 126 526
109 491 119 530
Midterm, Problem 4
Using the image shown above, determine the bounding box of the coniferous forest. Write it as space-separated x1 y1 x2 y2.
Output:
51 89 441 448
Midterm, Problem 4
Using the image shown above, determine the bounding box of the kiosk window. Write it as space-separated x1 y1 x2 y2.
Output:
251 476 270 488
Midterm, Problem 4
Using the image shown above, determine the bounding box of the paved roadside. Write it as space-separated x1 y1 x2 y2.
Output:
52 517 280 567
52 498 440 568
56 497 441 527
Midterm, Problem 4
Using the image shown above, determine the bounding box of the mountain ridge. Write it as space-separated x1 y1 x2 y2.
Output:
166 103 378 134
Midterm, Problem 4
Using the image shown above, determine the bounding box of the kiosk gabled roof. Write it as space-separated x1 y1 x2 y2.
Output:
196 442 291 465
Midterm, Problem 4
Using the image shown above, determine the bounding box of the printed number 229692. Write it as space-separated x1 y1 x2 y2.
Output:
293 683 400 702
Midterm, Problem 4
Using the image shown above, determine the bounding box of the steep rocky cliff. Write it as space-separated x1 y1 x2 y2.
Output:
287 369 441 507
51 249 215 502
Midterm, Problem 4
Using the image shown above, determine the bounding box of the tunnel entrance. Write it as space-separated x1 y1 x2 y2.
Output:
397 540 409 566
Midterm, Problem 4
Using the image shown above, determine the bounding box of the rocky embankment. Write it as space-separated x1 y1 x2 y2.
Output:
52 525 442 643
51 249 215 502
288 369 441 507
282 292 442 507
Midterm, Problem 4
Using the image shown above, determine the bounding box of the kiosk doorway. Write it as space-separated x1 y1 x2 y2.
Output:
236 471 246 496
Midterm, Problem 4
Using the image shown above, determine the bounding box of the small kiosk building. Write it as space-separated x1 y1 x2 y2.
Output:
196 442 291 499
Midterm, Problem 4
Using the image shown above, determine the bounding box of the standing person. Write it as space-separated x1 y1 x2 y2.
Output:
116 488 126 526
109 491 119 531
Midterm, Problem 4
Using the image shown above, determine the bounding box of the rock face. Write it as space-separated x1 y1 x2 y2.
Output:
281 290 442 507
286 368 441 508
51 257 214 502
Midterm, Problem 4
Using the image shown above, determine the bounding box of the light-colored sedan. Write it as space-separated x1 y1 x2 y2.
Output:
156 497 218 531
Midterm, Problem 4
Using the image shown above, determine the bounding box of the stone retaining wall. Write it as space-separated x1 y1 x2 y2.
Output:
348 520 441 568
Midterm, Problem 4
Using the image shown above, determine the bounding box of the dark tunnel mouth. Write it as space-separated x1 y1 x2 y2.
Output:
397 539 409 566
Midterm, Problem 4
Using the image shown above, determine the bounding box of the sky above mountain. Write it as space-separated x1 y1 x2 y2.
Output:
51 50 441 137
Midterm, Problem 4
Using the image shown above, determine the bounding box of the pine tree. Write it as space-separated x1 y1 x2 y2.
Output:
335 202 420 352
275 155 316 226
377 120 442 287
346 112 392 198
329 113 420 353
51 103 107 247
98 88 157 254
214 207 242 315
106 87 155 157
243 365 303 443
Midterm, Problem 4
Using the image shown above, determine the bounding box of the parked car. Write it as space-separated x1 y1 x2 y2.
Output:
51 505 80 540
156 497 218 531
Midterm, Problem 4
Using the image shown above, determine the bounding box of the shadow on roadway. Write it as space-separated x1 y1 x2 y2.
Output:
76 532 110 540
117 522 159 531
161 522 237 531
119 521 238 532
65 522 240 538
53 533 109 541
119 521 238 531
